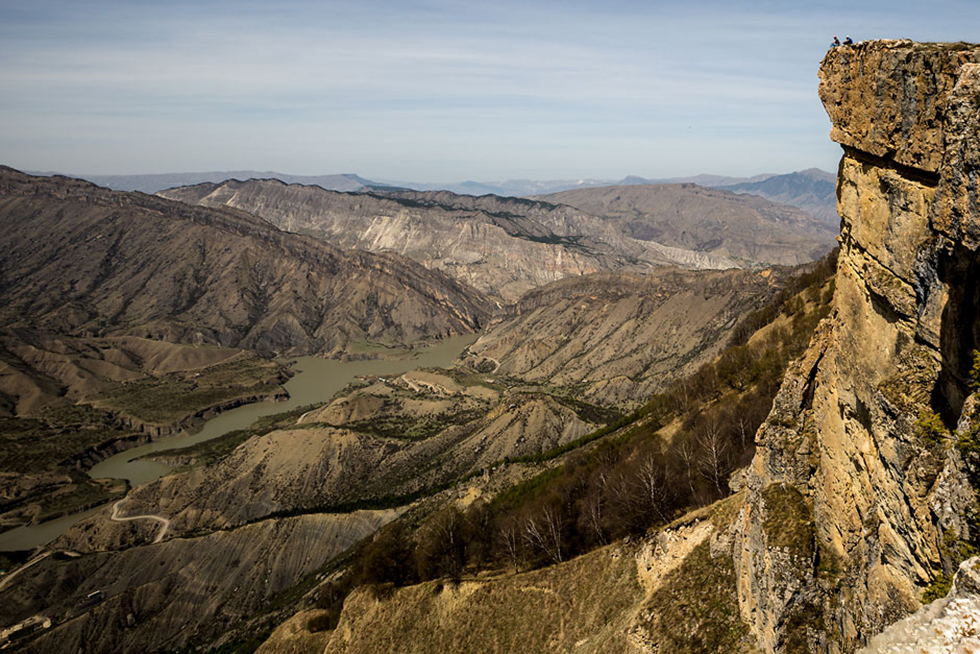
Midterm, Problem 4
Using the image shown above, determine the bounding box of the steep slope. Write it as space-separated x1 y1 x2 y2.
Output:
733 40 980 652
462 268 782 408
0 511 397 653
326 497 750 654
720 168 839 228
159 180 739 302
537 183 838 266
0 168 488 357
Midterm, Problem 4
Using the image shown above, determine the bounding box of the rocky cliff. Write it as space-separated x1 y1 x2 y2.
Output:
734 40 980 652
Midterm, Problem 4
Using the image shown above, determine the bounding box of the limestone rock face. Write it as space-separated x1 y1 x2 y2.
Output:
859 557 980 654
735 40 980 653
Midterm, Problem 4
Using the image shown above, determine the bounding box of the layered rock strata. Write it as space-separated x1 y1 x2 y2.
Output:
734 40 980 652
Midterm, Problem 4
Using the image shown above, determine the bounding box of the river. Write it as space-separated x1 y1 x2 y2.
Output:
0 334 477 552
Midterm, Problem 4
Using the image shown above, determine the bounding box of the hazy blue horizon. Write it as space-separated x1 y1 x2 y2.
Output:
2 1 977 181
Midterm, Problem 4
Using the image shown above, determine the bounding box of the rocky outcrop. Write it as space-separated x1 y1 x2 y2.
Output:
734 40 980 653
859 557 980 653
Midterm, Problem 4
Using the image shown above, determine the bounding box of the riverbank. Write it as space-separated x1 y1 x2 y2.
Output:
0 334 478 552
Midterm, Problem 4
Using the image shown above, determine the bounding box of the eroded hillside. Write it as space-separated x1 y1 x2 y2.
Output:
462 267 783 408
158 179 804 302
0 168 489 357
536 183 837 266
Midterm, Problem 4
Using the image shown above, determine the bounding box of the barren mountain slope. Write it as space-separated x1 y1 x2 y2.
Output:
1 511 397 653
66 170 383 194
537 183 838 266
159 179 739 302
0 168 489 356
720 168 840 228
462 268 783 407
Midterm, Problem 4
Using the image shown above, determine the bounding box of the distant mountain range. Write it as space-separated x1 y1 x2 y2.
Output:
27 170 393 194
35 167 839 233
160 177 836 304
716 168 839 227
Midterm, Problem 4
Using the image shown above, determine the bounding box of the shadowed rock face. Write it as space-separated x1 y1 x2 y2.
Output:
734 40 980 653
0 168 490 357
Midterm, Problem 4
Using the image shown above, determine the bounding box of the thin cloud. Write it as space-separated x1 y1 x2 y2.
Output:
1 0 977 179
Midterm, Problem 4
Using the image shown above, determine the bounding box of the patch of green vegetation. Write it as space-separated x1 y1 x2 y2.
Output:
98 357 286 425
146 402 326 467
449 370 506 392
0 407 130 474
641 540 749 654
34 473 127 522
924 529 979 605
762 483 814 560
922 573 953 603
342 407 487 441
555 395 623 425
488 467 563 513
970 350 980 392
916 410 948 444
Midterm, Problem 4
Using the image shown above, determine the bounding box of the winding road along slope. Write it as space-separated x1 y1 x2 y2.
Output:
110 499 170 544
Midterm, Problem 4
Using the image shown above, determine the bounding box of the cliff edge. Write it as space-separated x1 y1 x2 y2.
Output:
734 40 980 653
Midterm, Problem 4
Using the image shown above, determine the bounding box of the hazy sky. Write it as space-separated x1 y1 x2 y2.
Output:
1 0 977 182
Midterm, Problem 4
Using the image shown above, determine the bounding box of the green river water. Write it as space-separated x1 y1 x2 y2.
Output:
0 334 477 552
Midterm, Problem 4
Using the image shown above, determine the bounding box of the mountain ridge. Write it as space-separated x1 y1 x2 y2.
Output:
0 167 490 357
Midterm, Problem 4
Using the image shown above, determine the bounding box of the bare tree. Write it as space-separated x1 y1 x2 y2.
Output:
417 506 465 581
675 437 700 504
581 487 608 546
522 503 565 565
636 451 670 524
695 417 732 498
497 516 524 574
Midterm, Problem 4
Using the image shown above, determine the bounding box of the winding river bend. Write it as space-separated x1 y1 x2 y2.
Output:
0 334 477 552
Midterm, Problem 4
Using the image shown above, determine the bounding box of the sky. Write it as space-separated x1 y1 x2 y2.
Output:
1 0 978 183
